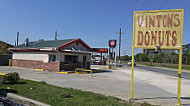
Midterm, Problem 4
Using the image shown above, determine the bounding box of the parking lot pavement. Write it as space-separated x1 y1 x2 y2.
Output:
0 66 190 106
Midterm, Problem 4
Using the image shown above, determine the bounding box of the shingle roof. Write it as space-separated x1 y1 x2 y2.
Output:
14 39 76 48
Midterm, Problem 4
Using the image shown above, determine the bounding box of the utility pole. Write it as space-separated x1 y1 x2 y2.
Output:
55 30 57 41
16 32 19 46
116 28 124 66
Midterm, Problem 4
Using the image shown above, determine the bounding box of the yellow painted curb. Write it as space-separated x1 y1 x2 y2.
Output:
57 71 75 74
57 71 69 74
35 69 45 71
0 73 5 75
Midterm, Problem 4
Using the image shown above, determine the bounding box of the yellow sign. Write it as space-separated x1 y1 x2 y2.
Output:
150 59 153 63
133 9 183 49
131 9 184 106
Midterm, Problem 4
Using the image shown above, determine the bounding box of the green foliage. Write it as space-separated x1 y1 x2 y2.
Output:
182 53 190 65
120 55 131 61
151 52 190 65
135 53 149 62
136 50 190 65
3 72 20 84
153 53 162 63
39 81 47 85
0 79 137 106
0 41 12 55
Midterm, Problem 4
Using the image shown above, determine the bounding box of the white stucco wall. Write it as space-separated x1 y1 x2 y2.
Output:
13 52 90 63
13 52 58 62
62 42 91 52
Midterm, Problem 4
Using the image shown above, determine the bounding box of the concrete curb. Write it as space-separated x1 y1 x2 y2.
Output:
7 93 51 106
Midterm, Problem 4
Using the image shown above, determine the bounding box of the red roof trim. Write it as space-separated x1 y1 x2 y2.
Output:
9 39 93 52
58 39 93 51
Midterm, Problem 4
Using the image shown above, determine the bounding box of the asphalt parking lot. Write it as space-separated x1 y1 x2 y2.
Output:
0 65 190 106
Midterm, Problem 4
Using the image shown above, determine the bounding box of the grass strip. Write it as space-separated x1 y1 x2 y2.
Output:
0 79 153 106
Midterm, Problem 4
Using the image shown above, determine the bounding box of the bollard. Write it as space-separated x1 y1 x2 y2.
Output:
9 59 11 67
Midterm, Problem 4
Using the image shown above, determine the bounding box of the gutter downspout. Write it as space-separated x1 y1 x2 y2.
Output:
56 49 61 71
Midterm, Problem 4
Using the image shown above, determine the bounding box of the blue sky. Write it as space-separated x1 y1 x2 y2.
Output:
0 0 189 55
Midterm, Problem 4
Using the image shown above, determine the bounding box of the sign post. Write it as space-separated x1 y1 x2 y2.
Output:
131 9 184 105
108 40 117 67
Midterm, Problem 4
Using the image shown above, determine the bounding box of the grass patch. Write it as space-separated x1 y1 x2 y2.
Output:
0 79 153 106
136 62 190 70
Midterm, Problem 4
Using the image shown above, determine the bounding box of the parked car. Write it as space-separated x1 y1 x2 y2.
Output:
128 60 136 66
0 97 21 106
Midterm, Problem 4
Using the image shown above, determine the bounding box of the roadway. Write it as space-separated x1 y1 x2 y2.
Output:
123 63 190 80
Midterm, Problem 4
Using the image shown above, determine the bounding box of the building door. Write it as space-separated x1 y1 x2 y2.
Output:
82 55 87 68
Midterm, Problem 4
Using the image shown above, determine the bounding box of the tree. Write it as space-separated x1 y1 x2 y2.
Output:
0 41 12 55
135 53 149 62
153 53 162 63
183 53 190 65
170 52 178 64
120 55 131 61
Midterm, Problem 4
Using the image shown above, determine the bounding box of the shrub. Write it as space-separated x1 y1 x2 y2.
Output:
3 72 20 84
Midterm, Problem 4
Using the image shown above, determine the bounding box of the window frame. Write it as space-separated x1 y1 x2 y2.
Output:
64 55 78 64
49 54 56 62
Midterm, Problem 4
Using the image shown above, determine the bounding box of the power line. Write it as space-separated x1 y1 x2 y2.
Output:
121 0 138 28
119 0 132 27
123 0 153 33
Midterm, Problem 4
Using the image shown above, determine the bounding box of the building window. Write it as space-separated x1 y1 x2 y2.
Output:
49 55 56 62
65 55 78 64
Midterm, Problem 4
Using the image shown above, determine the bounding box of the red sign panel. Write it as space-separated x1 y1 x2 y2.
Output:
92 48 108 53
109 40 117 47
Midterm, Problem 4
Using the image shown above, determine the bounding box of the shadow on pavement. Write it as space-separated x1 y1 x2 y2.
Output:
0 89 18 97
133 96 190 105
134 96 190 100
92 69 112 73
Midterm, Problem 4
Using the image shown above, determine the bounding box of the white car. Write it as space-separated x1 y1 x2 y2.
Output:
128 60 136 66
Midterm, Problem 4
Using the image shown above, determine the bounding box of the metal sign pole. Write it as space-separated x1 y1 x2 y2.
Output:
107 46 111 69
131 46 135 98
131 11 136 98
177 9 184 106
